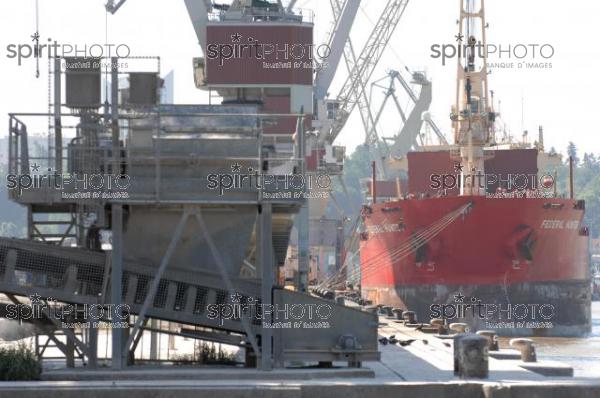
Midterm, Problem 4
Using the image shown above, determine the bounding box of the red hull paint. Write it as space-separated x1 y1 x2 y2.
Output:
360 196 589 287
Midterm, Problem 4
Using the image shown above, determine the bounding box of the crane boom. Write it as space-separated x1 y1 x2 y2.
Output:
331 0 387 176
105 0 128 14
327 0 409 143
106 0 213 55
314 0 361 100
184 0 213 54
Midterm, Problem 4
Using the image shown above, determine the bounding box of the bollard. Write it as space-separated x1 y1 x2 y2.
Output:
403 311 417 324
453 333 468 375
245 346 257 368
509 338 537 362
457 335 489 378
449 322 469 334
364 305 378 314
382 306 394 317
392 308 404 320
430 318 447 335
476 330 499 351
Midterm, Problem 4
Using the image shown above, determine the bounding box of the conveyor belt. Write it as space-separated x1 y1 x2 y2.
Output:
0 237 380 363
0 237 260 334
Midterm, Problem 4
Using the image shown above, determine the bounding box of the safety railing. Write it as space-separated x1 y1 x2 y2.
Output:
8 116 30 178
208 6 314 23
6 107 307 205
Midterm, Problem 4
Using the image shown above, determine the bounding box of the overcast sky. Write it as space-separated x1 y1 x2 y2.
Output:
0 0 598 157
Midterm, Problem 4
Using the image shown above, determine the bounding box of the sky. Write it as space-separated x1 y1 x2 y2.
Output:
0 0 599 157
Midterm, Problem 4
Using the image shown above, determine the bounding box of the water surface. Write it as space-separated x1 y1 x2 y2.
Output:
500 301 600 378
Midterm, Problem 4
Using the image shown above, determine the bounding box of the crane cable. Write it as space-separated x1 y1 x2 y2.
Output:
320 202 472 288
336 212 457 287
329 212 452 287
33 0 40 78
343 202 471 284
105 5 110 103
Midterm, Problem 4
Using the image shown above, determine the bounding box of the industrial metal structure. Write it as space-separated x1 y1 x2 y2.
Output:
367 70 448 175
1 0 382 371
285 0 413 292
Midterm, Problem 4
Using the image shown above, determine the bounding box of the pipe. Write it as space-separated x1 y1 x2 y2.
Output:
569 156 574 199
371 161 377 204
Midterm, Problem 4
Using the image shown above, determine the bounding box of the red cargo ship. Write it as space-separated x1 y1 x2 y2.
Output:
360 176 591 336
359 0 591 336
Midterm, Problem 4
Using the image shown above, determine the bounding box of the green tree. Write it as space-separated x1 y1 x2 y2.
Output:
554 144 600 238
0 166 27 238
566 141 579 165
327 144 373 218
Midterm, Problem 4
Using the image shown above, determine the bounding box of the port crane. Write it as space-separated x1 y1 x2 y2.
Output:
316 0 410 143
313 0 410 156
313 0 447 182
106 0 414 177
364 68 449 179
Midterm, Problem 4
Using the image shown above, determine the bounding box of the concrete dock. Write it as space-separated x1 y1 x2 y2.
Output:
375 315 575 380
3 377 600 398
3 313 599 397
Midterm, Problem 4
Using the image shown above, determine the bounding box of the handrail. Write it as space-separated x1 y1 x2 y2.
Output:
8 115 30 176
208 7 314 24
5 108 305 205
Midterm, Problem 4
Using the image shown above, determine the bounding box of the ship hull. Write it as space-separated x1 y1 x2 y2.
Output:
359 196 592 337
362 279 591 337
